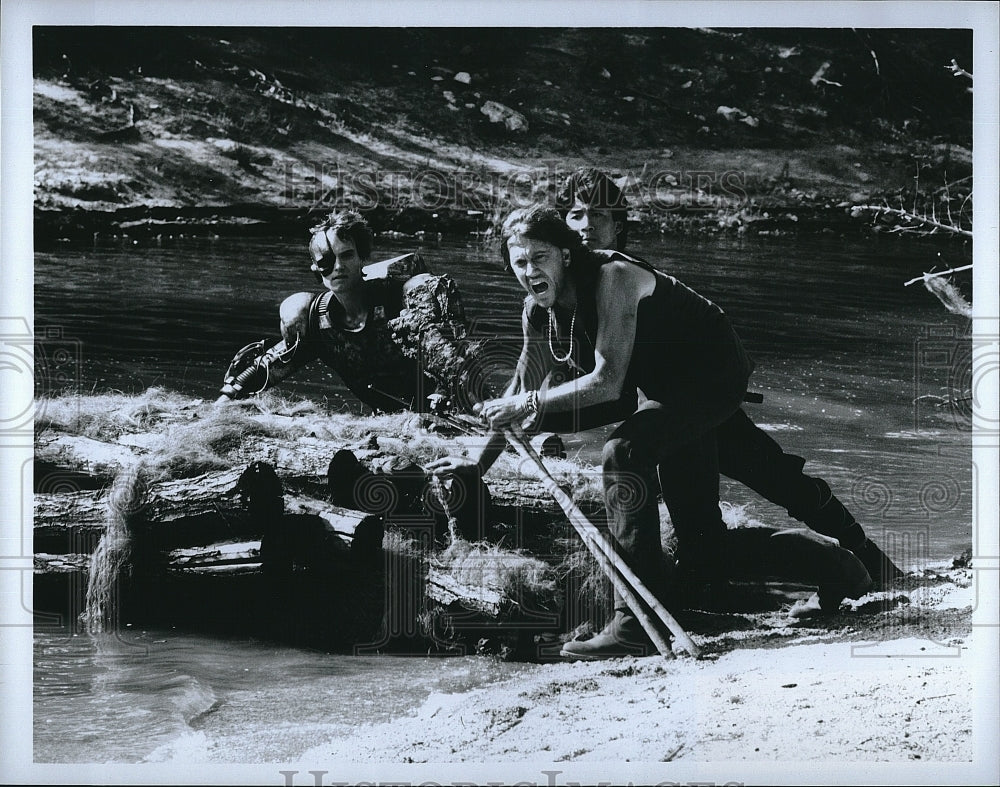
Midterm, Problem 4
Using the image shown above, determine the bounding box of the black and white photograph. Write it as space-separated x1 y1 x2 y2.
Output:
2 1 998 784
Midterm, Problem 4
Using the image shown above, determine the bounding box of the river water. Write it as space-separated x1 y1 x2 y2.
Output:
32 231 973 763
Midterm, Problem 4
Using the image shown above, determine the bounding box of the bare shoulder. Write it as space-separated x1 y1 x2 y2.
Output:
279 291 315 321
597 257 655 299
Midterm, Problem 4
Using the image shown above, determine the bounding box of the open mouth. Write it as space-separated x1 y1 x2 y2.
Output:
530 281 550 295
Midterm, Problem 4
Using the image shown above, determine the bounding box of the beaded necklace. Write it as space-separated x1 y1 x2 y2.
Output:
547 306 577 364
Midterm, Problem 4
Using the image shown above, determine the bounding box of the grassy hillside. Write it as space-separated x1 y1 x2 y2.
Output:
33 27 973 239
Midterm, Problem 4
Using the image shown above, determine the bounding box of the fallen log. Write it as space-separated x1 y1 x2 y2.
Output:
35 433 138 479
35 430 383 483
35 552 92 574
31 433 592 653
36 428 584 512
425 565 508 617
33 466 383 555
34 491 116 547
167 540 262 574
34 468 241 533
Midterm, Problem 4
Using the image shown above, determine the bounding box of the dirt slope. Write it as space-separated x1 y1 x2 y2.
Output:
33 27 973 238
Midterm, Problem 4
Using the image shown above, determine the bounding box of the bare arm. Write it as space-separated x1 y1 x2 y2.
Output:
217 292 315 402
548 261 652 408
480 261 654 429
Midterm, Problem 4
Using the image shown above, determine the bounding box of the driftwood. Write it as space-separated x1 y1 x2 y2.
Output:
34 468 244 551
32 428 841 660
34 467 381 548
32 437 548 644
167 540 262 574
32 421 598 656
36 429 574 511
425 565 508 617
35 431 380 483
35 552 92 574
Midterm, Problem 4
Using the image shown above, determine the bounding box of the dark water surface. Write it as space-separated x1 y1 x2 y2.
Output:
33 232 973 762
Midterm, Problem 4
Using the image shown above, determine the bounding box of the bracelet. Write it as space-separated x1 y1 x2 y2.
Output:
524 389 540 416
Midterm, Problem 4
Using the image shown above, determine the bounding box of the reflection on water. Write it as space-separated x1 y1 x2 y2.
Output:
33 232 973 762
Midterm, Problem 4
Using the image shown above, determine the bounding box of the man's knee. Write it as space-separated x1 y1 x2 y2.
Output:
279 292 313 343
602 438 658 517
602 436 633 472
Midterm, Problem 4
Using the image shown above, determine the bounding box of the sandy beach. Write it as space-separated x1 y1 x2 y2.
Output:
294 564 979 767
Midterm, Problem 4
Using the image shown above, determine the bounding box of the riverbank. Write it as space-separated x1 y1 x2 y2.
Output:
33 390 978 765
298 573 977 766
33 28 973 243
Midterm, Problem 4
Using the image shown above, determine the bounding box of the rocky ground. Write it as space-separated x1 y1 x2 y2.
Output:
32 28 973 241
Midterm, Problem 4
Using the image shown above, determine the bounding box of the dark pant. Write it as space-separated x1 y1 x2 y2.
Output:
602 403 866 608
716 408 866 550
602 401 733 607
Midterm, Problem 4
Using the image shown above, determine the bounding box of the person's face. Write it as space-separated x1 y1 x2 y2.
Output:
310 229 364 295
565 197 620 250
506 234 569 310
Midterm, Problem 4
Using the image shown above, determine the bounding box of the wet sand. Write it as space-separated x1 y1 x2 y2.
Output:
301 563 978 768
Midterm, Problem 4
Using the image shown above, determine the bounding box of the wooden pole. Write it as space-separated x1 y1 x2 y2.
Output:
903 264 973 287
504 426 701 658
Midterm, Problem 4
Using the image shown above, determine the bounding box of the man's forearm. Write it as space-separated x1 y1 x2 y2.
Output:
474 430 508 476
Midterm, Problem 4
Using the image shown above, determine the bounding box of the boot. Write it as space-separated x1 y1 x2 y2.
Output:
795 482 904 588
852 537 904 587
559 610 657 661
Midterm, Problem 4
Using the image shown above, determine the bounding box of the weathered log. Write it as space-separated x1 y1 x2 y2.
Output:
31 435 598 644
34 552 91 574
35 434 137 478
167 540 262 574
34 466 383 557
425 564 508 617
34 491 116 544
36 428 592 513
33 468 244 551
284 496 384 556
33 467 241 532
34 459 106 493
36 430 387 486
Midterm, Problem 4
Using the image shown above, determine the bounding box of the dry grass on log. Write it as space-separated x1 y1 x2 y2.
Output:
36 387 194 438
382 529 430 561
34 391 607 509
437 538 559 604
35 390 458 481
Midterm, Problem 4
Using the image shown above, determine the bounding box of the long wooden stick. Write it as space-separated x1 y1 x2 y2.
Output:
577 526 675 660
903 264 973 287
504 427 700 658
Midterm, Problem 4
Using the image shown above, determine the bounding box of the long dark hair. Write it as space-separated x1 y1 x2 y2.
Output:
499 205 602 294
